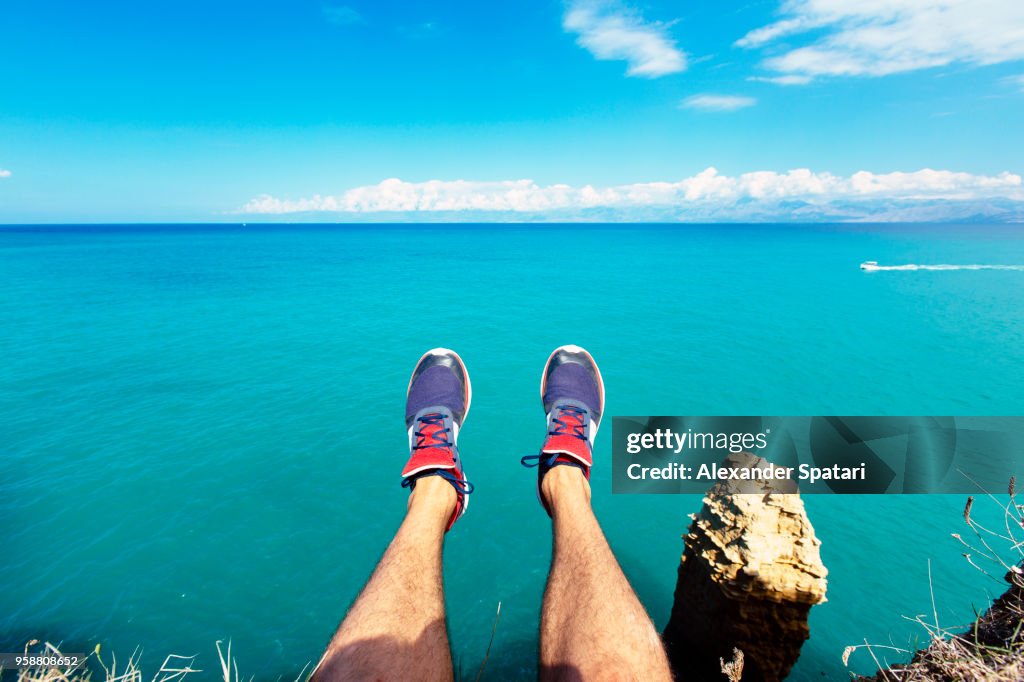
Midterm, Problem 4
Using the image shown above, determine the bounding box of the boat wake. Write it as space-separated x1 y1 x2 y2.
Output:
860 261 1024 272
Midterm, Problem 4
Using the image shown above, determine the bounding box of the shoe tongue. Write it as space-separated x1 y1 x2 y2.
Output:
542 407 592 467
553 404 588 435
417 417 451 451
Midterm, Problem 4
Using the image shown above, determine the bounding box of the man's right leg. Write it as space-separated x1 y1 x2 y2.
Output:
312 476 457 682
312 349 474 682
523 346 672 682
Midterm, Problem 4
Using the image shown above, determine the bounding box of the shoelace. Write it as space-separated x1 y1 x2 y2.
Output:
521 451 559 468
403 412 474 495
520 404 590 469
412 412 453 452
549 404 589 441
401 468 474 495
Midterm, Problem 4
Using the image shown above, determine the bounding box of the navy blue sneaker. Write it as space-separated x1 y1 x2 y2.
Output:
401 348 473 531
521 345 605 513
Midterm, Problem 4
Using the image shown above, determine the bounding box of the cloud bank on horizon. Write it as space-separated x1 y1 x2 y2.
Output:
234 1 1024 222
241 168 1024 221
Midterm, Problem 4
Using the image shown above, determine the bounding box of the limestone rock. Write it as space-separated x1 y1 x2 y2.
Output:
663 452 828 681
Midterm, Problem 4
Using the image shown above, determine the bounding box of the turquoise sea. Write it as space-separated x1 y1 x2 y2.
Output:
2 223 1024 680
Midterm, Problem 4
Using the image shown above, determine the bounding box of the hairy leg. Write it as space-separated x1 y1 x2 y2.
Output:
312 477 456 682
539 467 672 682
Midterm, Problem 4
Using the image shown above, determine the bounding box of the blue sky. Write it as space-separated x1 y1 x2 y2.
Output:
1 0 1023 222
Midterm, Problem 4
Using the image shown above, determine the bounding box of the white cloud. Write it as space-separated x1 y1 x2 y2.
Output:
563 0 686 78
748 74 813 85
322 5 362 26
241 168 1024 215
735 16 822 48
738 0 1024 81
0 169 10 178
1007 74 1024 91
681 94 757 111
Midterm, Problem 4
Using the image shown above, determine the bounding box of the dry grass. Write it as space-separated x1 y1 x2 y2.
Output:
720 647 745 682
1 640 309 682
4 602 502 682
847 477 1024 681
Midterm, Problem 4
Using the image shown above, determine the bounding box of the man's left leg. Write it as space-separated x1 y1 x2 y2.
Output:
313 349 474 682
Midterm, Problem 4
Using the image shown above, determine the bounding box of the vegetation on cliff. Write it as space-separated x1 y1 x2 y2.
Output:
851 480 1024 682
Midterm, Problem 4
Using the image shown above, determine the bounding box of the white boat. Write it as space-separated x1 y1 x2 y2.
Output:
860 260 879 270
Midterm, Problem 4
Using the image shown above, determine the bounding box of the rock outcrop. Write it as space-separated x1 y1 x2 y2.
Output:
663 452 828 681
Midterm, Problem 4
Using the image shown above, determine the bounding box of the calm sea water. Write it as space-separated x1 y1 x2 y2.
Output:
2 223 1023 680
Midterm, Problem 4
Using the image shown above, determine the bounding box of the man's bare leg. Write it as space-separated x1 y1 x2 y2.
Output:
539 466 672 682
312 477 456 682
314 348 473 681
